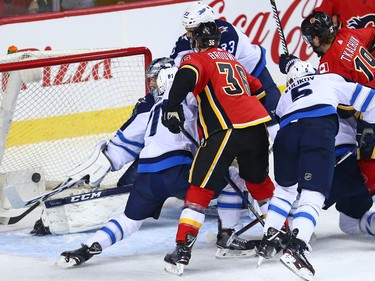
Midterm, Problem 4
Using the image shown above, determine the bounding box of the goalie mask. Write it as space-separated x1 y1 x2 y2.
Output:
146 57 176 99
286 60 316 86
182 1 216 30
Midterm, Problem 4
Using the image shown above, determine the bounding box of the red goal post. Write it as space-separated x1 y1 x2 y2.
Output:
0 47 152 190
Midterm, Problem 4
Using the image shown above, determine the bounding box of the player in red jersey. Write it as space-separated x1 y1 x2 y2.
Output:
300 11 375 197
162 22 274 275
315 0 375 29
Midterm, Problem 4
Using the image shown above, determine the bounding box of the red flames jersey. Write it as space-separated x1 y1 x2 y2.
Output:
318 28 375 88
180 48 270 138
316 0 375 29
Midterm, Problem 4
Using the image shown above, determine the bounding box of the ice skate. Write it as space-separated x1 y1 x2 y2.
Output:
280 229 315 281
56 242 102 268
256 226 291 267
215 228 259 258
164 234 196 276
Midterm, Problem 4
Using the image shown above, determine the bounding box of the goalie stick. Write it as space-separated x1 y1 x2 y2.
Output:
3 178 84 209
0 201 40 225
270 0 289 55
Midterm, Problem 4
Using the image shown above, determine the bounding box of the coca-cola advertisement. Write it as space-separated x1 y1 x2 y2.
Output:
0 0 323 87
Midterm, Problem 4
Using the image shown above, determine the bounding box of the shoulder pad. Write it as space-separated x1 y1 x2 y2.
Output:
170 34 191 59
133 93 155 115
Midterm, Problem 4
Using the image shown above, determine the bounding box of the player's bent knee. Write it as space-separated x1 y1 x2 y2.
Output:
339 212 361 236
245 176 275 201
184 185 215 209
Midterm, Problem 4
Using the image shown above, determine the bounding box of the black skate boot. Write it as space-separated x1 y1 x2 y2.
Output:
256 226 291 266
30 218 51 236
56 242 102 268
215 228 259 258
280 229 315 281
164 234 196 276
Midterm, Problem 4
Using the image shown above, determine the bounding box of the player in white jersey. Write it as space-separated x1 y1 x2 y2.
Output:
256 60 375 281
55 57 196 268
56 57 260 268
170 1 281 141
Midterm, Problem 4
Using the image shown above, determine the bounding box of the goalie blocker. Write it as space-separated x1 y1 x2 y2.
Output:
32 185 133 235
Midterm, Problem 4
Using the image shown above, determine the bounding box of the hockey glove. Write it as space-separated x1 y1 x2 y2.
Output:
162 100 185 134
66 140 113 188
279 54 299 74
357 119 375 159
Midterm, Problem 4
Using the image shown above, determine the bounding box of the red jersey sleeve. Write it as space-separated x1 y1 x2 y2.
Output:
318 28 375 88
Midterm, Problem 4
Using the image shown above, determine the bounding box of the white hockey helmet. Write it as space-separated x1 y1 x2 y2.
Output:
182 2 216 30
146 57 176 98
286 60 316 86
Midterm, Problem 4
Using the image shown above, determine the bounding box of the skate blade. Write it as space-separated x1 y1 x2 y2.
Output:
215 248 256 259
164 262 184 276
280 253 314 281
256 256 265 268
55 256 78 269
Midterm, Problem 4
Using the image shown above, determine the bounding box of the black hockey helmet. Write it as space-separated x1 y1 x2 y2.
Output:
190 22 221 50
301 11 334 44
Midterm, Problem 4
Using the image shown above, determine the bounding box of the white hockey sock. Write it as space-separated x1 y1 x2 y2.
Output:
292 189 325 243
359 211 375 236
264 183 298 233
85 213 143 250
339 212 361 235
217 185 243 229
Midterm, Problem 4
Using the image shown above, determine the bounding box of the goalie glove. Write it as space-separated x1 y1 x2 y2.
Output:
279 54 299 75
66 140 113 188
161 100 185 134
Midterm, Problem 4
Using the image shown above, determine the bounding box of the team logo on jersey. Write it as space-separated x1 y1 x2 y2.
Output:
304 173 312 181
319 62 329 73
218 26 228 33
181 55 191 63
347 14 375 29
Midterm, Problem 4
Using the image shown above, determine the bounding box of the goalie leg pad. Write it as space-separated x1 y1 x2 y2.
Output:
42 186 130 235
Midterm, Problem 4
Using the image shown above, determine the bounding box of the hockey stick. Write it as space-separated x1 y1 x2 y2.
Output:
235 214 265 237
335 147 357 167
223 175 265 227
270 0 289 55
0 201 40 225
178 125 265 226
3 178 84 209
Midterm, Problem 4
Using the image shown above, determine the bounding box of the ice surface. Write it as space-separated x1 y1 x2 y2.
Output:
1 202 375 281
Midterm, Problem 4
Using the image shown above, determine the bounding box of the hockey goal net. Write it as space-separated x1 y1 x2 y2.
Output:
0 47 152 189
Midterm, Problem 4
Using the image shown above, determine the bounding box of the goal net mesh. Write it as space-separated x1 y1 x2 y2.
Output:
0 47 151 188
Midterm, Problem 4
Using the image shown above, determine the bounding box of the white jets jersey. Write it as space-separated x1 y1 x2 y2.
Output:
105 92 198 173
170 19 265 77
277 73 375 147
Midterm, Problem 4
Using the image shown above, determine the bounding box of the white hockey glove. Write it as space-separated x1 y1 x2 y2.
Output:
66 140 113 188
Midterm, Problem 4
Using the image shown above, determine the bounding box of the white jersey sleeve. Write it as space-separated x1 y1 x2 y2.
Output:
137 87 198 172
105 94 154 170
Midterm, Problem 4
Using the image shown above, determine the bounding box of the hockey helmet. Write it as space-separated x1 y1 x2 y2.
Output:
191 22 221 51
182 1 216 30
301 11 334 44
146 57 176 98
286 60 316 86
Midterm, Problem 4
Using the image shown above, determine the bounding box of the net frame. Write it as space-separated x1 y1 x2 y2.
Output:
0 47 152 188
